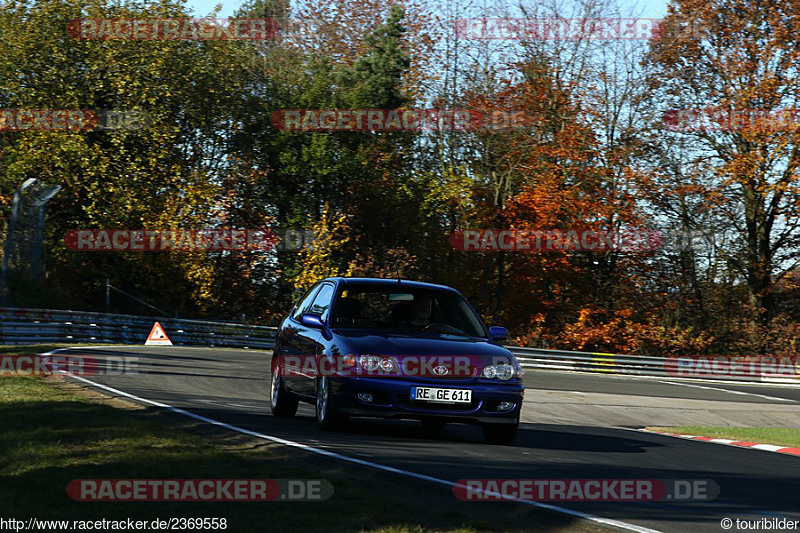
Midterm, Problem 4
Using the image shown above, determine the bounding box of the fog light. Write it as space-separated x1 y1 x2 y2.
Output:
498 401 514 412
357 393 373 403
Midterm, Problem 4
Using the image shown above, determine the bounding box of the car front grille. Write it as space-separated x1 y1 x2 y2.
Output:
403 364 478 381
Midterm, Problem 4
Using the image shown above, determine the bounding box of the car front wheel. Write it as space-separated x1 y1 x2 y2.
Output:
316 376 346 429
483 420 518 445
270 374 298 417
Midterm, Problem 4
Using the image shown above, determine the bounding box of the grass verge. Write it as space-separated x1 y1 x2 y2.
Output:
647 426 800 448
0 376 602 532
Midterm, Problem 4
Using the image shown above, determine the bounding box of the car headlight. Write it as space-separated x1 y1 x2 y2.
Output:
482 363 515 380
359 354 398 374
360 355 382 372
495 363 514 380
379 357 398 372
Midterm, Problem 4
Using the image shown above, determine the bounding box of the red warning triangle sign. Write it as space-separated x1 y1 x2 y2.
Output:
145 322 173 346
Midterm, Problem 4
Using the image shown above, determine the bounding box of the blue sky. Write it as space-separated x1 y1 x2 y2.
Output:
182 0 671 20
183 0 233 17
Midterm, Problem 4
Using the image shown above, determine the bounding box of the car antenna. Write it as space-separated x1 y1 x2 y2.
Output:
396 267 402 284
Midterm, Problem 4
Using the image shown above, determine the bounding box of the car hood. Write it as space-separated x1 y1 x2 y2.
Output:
332 329 514 362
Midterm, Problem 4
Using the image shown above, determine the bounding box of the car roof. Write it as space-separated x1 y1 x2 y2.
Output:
323 277 458 293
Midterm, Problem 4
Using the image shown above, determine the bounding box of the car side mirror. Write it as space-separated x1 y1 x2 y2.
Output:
300 313 324 330
299 313 332 340
489 326 508 342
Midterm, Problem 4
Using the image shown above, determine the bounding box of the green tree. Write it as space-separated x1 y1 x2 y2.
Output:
0 0 259 315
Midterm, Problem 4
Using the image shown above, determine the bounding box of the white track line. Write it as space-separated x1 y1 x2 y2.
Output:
45 350 658 533
526 367 800 390
654 380 796 403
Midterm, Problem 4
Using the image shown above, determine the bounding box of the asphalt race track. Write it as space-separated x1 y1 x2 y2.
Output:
46 346 800 532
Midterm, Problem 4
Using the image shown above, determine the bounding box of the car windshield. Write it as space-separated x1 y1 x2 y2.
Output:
331 284 487 338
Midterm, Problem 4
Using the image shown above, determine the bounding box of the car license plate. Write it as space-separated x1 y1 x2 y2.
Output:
410 387 471 403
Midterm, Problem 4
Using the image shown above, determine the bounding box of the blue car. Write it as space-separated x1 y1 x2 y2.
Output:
270 277 524 444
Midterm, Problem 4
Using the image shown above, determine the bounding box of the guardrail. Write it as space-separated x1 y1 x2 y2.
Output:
0 307 276 349
1 307 796 385
510 346 799 386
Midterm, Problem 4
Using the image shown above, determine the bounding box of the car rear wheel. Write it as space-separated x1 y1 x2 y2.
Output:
270 374 298 417
483 420 518 445
316 376 346 429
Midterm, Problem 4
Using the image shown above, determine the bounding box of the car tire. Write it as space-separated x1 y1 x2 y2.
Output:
316 376 346 430
483 420 518 445
270 374 298 417
421 419 447 431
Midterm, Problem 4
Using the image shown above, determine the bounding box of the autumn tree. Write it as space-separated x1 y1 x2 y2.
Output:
644 0 800 335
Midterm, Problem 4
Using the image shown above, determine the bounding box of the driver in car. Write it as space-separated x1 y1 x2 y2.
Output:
410 295 434 327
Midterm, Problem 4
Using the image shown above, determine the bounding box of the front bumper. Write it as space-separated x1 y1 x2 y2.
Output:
330 376 524 425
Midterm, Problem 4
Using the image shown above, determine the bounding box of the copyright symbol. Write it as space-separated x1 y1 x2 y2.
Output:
721 518 733 529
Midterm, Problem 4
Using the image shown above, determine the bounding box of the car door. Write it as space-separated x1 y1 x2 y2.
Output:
289 282 335 396
278 283 322 394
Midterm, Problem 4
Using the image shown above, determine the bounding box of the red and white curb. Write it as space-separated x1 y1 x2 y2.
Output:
642 430 800 457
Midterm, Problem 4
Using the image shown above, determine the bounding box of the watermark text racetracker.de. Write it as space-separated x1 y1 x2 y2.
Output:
663 108 800 133
271 354 517 379
64 229 315 252
454 479 719 501
0 109 148 131
67 18 279 40
0 354 138 377
665 355 798 379
455 18 666 40
449 228 662 252
271 108 536 132
66 479 333 501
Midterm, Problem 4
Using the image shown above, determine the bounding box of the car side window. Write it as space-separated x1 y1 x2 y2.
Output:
308 283 335 322
291 284 322 321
